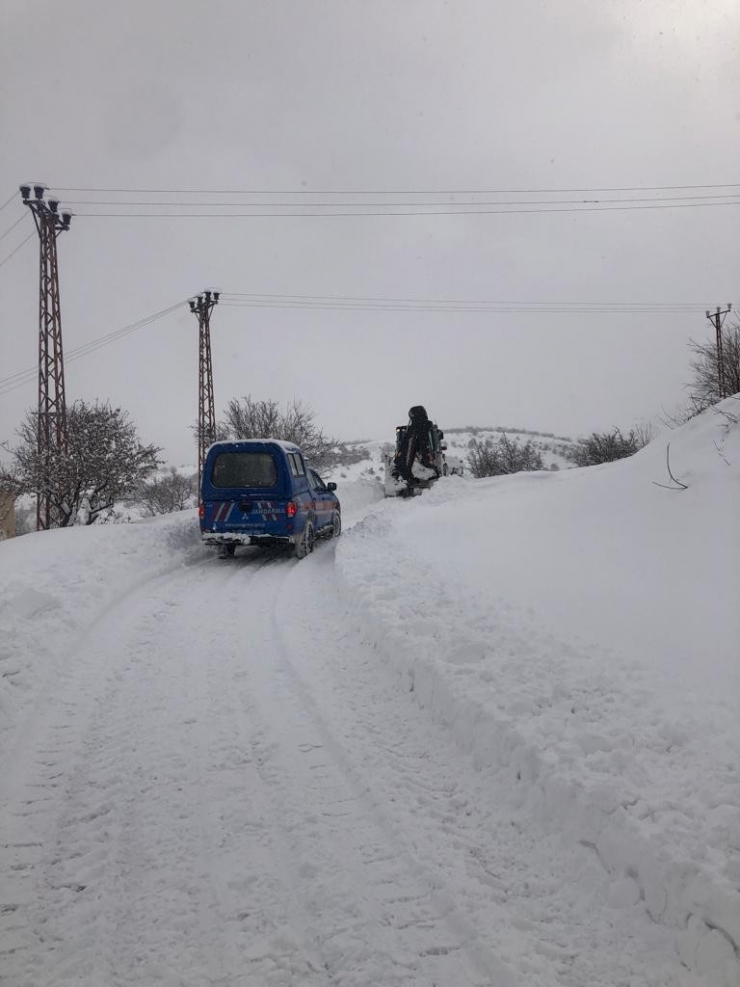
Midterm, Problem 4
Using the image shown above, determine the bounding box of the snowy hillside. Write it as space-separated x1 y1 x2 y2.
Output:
0 401 737 986
329 424 577 485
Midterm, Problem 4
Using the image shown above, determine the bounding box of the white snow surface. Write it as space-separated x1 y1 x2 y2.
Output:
0 401 738 986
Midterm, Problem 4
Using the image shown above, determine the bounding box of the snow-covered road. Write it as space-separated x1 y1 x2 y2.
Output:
1 404 738 986
2 546 514 986
0 537 710 986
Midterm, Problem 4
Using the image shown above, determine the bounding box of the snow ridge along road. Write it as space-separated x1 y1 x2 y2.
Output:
334 402 740 987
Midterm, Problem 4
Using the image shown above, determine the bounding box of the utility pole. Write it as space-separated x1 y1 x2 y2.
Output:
19 184 72 530
705 303 732 400
189 290 219 482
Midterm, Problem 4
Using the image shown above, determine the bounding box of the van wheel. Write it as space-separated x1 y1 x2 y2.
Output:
294 521 315 559
218 544 236 558
330 512 342 538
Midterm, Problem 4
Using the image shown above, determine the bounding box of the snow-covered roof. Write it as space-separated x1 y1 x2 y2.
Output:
205 438 302 456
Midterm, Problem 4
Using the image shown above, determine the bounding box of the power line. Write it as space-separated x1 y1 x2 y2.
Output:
218 300 713 316
70 200 740 218
0 300 189 397
0 230 35 270
0 213 28 242
222 291 710 310
0 289 714 400
60 193 740 208
218 290 716 315
220 300 706 311
52 181 740 195
0 191 17 214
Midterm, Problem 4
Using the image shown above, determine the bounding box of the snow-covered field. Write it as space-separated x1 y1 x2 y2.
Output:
0 402 737 986
328 425 575 487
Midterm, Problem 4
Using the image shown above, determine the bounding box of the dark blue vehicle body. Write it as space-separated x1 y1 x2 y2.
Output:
200 439 340 557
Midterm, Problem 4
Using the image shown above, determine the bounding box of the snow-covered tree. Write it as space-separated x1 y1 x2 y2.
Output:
0 400 161 526
220 396 336 470
136 467 196 516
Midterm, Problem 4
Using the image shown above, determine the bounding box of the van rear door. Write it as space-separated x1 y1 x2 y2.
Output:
202 445 287 536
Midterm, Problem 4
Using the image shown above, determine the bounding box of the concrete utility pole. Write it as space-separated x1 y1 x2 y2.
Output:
705 303 732 400
189 290 219 482
19 183 72 530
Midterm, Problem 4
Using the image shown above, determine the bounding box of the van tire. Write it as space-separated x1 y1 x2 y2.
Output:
294 520 315 559
330 512 342 538
218 544 236 558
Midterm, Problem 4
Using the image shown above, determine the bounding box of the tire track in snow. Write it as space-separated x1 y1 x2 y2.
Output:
248 553 517 986
0 556 263 985
263 543 708 987
192 550 513 985
0 535 701 987
3 545 507 986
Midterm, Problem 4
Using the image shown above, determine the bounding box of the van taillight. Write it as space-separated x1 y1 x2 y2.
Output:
286 501 297 518
198 503 205 518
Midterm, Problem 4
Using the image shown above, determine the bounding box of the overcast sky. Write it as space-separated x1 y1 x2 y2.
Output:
1 0 738 464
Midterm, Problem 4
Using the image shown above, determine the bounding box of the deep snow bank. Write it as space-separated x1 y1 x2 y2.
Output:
0 511 206 755
335 399 740 986
332 476 385 521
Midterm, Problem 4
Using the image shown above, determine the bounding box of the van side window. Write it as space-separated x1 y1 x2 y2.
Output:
287 454 299 477
309 469 327 492
292 453 306 476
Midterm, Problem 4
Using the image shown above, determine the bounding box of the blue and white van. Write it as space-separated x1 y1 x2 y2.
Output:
200 440 341 558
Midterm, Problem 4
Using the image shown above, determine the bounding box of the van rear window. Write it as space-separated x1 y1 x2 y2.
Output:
211 452 278 489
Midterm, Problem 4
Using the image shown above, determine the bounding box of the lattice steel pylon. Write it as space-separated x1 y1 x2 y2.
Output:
20 184 72 530
705 304 733 400
189 291 219 482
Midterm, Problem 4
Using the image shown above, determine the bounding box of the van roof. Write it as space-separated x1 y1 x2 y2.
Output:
205 438 303 456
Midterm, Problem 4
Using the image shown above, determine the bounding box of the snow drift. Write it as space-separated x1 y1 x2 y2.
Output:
335 399 740 986
0 513 206 752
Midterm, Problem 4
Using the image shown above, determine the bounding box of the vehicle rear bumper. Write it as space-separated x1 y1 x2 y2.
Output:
201 532 294 547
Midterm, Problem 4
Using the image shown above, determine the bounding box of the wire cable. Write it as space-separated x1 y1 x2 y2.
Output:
60 192 740 208
221 291 710 310
52 181 740 195
218 300 713 316
0 213 28 242
0 300 189 396
0 230 35 271
70 200 740 218
0 288 716 399
0 191 19 215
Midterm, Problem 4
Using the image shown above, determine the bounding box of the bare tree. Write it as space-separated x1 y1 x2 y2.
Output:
0 400 161 526
14 501 34 536
687 319 740 408
467 433 544 478
220 396 336 470
568 427 645 467
633 421 656 448
137 468 197 516
221 397 282 440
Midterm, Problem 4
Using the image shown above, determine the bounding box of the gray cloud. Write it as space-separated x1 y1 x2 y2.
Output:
1 0 738 462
